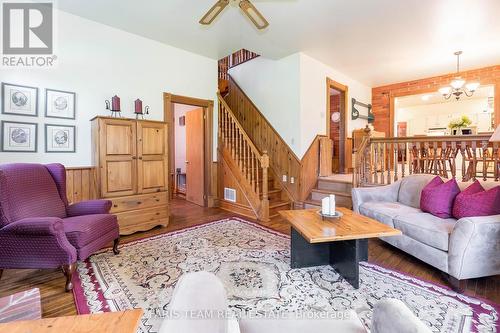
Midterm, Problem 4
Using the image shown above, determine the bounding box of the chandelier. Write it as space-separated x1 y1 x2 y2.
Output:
438 51 479 100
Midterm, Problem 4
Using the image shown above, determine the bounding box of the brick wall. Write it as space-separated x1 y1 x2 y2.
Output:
372 65 500 136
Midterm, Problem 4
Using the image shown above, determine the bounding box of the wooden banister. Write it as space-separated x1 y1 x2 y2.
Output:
354 129 499 186
224 75 302 201
218 92 270 220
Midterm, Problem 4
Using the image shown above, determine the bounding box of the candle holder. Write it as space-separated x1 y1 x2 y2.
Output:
134 98 149 119
105 95 121 117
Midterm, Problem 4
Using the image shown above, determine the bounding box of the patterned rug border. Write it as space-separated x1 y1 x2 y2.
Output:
72 217 499 322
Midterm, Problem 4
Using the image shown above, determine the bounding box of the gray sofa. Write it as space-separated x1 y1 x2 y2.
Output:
352 174 500 289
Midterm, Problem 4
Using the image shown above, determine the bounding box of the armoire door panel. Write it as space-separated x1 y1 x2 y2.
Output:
105 124 134 155
136 121 168 194
105 160 135 195
141 127 165 155
140 159 165 190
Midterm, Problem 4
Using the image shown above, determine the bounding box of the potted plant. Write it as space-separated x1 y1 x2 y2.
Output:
448 115 472 135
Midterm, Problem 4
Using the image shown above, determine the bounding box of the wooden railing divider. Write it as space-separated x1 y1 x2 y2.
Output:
218 92 270 221
354 126 499 187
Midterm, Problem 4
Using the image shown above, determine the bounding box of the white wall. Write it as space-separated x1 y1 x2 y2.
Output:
0 10 217 166
230 52 372 158
299 53 371 155
228 54 302 153
396 98 493 136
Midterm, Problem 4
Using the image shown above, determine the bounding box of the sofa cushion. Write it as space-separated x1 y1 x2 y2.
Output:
393 213 456 251
398 174 435 208
452 181 500 219
63 214 118 248
420 176 460 218
359 202 421 227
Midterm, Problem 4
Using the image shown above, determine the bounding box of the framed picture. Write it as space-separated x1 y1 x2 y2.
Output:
45 89 76 119
1 83 38 117
45 124 76 153
1 121 38 152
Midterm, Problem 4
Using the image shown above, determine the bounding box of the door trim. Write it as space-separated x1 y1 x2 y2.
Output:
163 93 215 207
326 77 349 173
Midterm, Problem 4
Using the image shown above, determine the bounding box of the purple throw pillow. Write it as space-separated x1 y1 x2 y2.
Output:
452 181 500 219
420 176 460 218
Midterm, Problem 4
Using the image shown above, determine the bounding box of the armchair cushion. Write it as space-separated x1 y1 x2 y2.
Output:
63 214 118 248
66 200 112 217
393 213 456 251
2 217 64 236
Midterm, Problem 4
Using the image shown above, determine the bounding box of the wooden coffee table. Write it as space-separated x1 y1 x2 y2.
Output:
279 207 401 289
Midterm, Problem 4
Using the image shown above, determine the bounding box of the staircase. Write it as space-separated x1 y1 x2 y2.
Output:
218 94 291 221
304 176 353 209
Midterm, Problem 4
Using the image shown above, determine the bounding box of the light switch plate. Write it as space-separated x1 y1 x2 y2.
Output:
282 175 287 182
290 177 295 184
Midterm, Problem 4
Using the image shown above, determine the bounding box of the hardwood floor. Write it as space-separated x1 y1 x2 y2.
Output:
0 198 498 319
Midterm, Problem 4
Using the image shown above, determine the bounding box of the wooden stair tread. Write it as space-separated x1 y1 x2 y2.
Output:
269 200 290 208
318 177 353 184
310 188 352 197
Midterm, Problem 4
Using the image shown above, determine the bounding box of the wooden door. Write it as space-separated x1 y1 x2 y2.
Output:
185 108 205 206
137 121 168 194
99 118 137 197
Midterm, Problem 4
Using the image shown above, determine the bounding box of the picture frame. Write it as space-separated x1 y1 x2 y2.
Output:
1 83 39 117
45 124 76 153
45 88 76 119
1 121 38 152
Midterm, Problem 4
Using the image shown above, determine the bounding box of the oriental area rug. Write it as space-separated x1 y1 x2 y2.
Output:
72 218 499 333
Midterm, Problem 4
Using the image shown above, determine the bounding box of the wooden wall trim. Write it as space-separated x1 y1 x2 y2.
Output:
298 135 327 201
326 77 349 173
163 93 216 207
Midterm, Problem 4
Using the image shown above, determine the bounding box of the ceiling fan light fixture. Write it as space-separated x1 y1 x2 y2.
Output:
239 0 269 29
199 0 229 25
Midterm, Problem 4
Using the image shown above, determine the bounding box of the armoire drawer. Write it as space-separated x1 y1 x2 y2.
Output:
115 206 169 234
110 192 168 213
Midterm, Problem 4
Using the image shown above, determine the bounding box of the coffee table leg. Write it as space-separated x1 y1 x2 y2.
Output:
291 228 330 269
329 239 366 289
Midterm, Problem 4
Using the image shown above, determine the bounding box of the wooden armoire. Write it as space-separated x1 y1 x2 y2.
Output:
91 116 169 235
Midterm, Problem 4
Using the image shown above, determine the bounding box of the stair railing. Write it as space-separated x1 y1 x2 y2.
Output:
218 92 270 221
354 126 498 187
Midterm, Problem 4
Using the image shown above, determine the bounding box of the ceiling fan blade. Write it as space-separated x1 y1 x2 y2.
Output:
239 0 269 30
199 0 230 25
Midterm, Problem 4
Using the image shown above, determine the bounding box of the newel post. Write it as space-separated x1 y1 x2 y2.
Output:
260 151 270 222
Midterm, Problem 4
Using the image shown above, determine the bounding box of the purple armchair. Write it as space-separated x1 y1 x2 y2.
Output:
0 163 120 291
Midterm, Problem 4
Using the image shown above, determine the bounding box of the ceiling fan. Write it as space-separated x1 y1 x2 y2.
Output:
199 0 269 30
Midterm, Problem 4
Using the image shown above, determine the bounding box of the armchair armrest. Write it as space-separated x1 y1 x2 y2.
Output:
449 214 500 280
2 217 64 235
371 299 431 333
66 199 112 216
351 180 401 213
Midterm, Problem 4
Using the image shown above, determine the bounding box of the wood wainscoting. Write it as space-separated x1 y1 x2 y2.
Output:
65 167 98 204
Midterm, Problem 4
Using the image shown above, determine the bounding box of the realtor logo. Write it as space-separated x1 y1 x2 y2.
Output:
2 2 56 67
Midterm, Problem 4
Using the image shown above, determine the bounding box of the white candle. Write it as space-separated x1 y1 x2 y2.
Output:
329 194 336 215
322 197 330 215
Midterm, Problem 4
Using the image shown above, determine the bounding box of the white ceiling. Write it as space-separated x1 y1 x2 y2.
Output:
56 0 500 87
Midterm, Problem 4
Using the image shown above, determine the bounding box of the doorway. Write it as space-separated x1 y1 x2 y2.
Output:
326 78 348 174
163 94 215 207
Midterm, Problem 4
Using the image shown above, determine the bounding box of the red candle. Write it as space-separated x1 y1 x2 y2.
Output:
134 99 143 114
111 95 120 111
